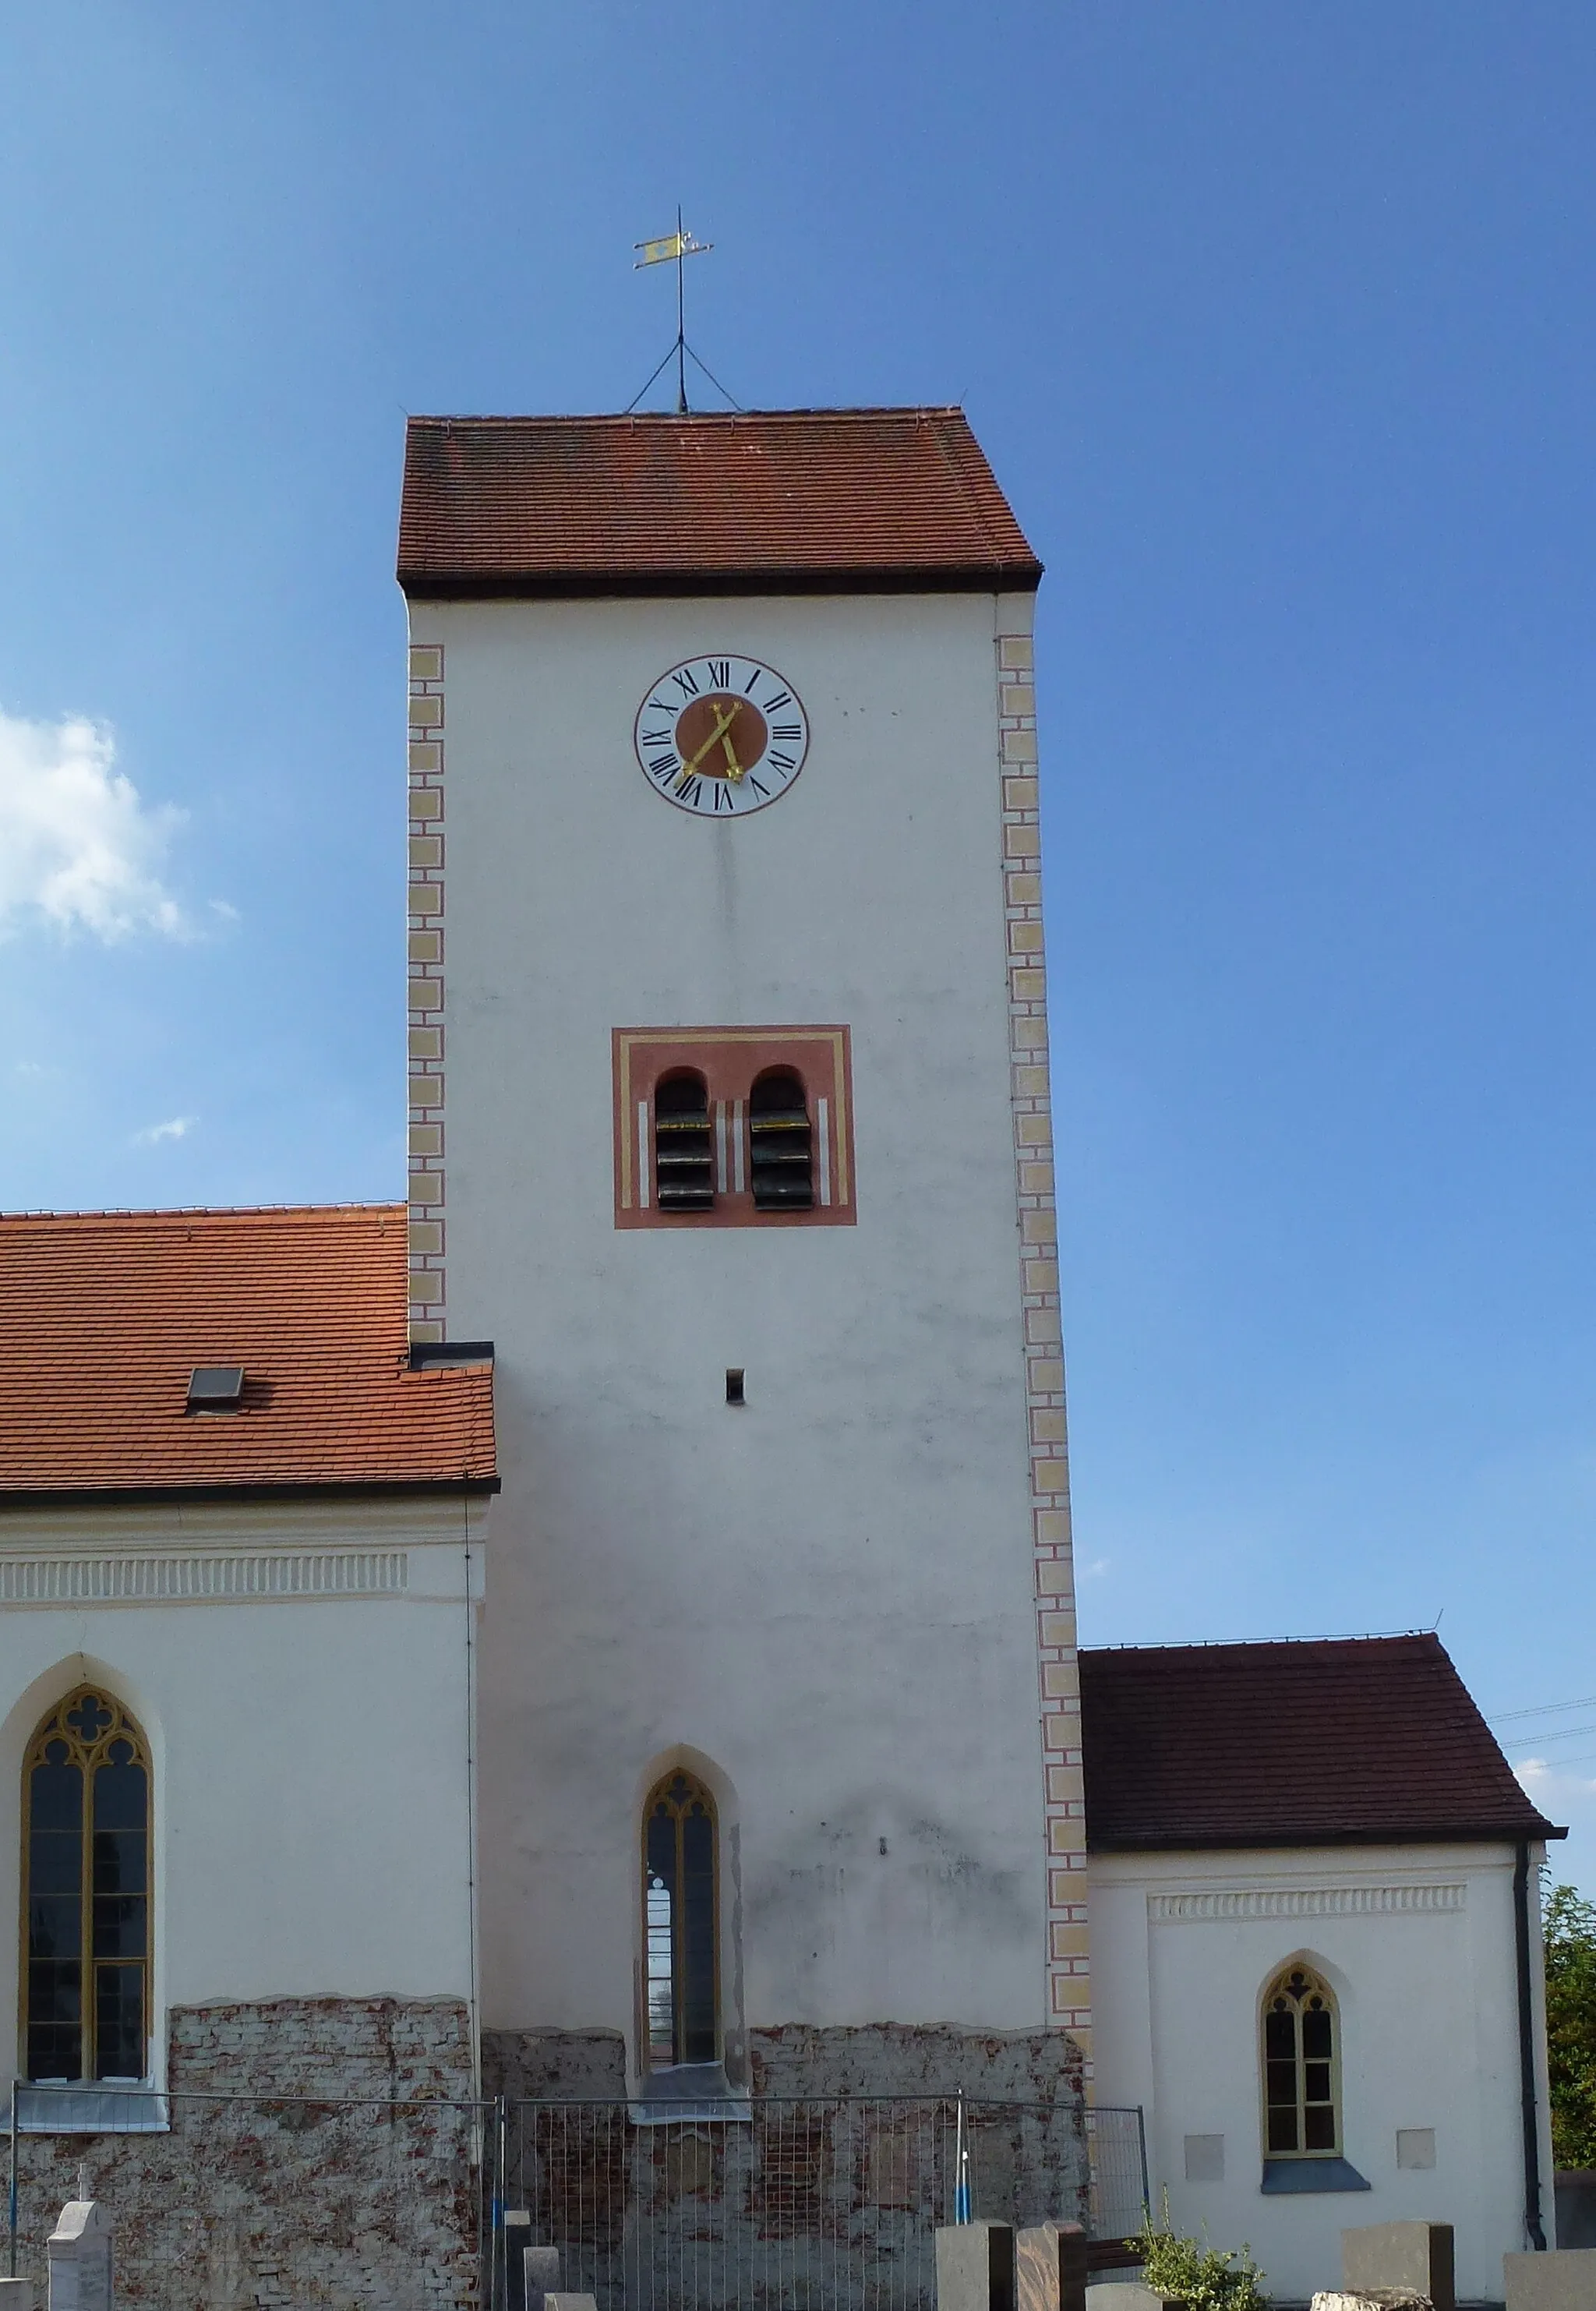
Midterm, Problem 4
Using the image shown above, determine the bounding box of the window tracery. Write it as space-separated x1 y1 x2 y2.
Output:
643 1769 718 2069
23 1687 150 2083
1262 1963 1339 2156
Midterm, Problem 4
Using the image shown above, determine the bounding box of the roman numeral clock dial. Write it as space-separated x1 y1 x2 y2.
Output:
634 655 810 816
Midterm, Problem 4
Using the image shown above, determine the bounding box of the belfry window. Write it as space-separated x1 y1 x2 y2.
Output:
748 1069 813 1211
1262 1963 1340 2156
654 1073 715 1212
643 1770 718 2069
23 1688 150 2083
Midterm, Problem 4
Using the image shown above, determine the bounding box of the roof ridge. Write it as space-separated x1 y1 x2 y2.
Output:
408 406 968 428
0 1201 404 1224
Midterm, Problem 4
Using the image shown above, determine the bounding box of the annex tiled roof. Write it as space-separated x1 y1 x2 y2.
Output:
0 1206 495 1500
397 408 1043 598
1079 1634 1561 1850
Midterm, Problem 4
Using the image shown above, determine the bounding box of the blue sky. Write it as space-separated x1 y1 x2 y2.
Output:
3 3 1594 1883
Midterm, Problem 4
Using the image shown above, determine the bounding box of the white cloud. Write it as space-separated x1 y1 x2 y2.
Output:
0 705 185 939
131 1115 196 1147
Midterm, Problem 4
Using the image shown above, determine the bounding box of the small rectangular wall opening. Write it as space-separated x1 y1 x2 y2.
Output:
725 1369 745 1406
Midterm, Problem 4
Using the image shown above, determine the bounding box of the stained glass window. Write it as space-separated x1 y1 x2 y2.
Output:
23 1689 150 2083
1262 1964 1339 2156
643 1770 718 2069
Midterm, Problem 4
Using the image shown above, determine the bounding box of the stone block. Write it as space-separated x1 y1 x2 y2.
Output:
0 2282 37 2311
1017 2221 1086 2311
545 2299 598 2311
1343 2224 1453 2311
524 2242 561 2311
937 2221 1016 2311
1083 2286 1174 2311
1312 2295 1431 2311
1503 2249 1596 2311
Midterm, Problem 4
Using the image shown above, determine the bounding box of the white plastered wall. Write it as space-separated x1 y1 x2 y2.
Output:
1090 1842 1553 2302
411 589 1056 2062
0 1495 485 2086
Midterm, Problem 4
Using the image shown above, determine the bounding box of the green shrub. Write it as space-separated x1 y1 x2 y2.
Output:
1545 1882 1596 2169
1134 2201 1270 2311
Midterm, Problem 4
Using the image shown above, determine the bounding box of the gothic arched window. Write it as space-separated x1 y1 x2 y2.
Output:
1262 1963 1340 2157
654 1072 715 1212
643 1770 718 2069
748 1069 813 1211
23 1688 150 2083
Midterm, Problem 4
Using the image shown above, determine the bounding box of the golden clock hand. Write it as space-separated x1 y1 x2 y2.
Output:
681 701 741 775
719 728 747 782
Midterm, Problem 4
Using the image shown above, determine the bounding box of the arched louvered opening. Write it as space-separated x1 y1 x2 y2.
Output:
643 1769 719 2068
748 1068 812 1211
1262 1962 1340 2156
23 1687 150 2082
654 1072 714 1212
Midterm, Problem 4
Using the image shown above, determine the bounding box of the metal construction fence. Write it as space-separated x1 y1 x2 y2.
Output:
496 2097 1149 2311
0 2087 1146 2311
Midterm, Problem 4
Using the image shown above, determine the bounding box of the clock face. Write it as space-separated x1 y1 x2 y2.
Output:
634 655 810 817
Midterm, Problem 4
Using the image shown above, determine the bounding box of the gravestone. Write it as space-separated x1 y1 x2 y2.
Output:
1342 2223 1454 2311
937 2223 1017 2311
1017 2221 1087 2311
47 2200 111 2311
524 2243 561 2311
0 2280 38 2310
1503 2249 1596 2311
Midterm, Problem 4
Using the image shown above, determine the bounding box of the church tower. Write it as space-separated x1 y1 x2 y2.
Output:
397 408 1086 2101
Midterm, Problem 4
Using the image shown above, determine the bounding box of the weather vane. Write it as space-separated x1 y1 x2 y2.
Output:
629 208 736 415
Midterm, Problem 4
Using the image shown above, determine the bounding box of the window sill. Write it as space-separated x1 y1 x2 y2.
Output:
630 2064 750 2126
16 2087 168 2135
1260 2157 1369 2195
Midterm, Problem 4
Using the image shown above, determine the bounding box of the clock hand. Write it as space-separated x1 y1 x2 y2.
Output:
680 701 742 776
719 728 747 782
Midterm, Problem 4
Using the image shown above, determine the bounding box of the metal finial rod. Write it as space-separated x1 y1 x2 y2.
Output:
632 211 714 415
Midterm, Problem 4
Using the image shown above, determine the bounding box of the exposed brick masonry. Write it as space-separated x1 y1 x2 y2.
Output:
11 1998 478 2309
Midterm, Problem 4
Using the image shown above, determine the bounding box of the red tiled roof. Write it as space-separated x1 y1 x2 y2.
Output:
0 1207 496 1500
1079 1634 1561 1850
397 408 1043 598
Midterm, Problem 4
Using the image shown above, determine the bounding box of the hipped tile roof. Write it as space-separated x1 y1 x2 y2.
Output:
397 408 1043 598
1079 1634 1560 1850
0 1206 495 1500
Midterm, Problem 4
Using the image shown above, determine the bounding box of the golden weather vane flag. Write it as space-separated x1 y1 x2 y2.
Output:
633 225 713 268
631 210 715 412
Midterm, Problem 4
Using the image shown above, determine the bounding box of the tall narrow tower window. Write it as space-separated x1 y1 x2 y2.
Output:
643 1769 719 2069
748 1069 813 1211
23 1687 151 2083
653 1072 715 1212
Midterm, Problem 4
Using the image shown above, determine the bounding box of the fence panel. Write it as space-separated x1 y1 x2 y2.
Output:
504 2095 1100 2311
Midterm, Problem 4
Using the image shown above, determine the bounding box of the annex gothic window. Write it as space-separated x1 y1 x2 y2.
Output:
23 1688 150 2083
748 1069 814 1212
653 1072 715 1213
1262 1963 1339 2157
643 1769 718 2069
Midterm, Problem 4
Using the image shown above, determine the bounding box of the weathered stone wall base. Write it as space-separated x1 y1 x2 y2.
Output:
485 2027 1086 2311
11 1998 478 2310
484 2023 1084 2108
748 2023 1084 2104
